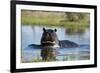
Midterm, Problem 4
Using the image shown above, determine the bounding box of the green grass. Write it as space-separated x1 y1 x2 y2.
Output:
21 10 89 28
22 17 89 26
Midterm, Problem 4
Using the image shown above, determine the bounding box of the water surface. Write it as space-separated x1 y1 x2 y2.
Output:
21 25 90 62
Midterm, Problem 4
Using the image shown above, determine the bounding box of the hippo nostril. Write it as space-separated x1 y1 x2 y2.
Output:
45 34 50 39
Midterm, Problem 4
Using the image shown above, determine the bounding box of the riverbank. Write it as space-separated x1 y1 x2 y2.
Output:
21 10 90 28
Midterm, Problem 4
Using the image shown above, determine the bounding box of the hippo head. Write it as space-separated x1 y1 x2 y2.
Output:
41 28 59 48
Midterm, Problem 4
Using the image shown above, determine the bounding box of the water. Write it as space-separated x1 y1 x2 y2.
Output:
21 25 90 62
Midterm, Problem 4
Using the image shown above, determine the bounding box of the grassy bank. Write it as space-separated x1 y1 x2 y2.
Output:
21 10 90 28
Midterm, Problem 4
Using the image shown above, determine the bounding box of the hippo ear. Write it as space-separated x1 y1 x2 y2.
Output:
43 27 46 32
54 29 57 32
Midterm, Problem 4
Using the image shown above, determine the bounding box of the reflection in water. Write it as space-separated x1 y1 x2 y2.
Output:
21 25 90 62
65 28 86 35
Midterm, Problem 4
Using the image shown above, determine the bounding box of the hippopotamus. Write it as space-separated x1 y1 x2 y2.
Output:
40 28 60 61
29 27 78 48
40 28 78 48
28 28 79 61
40 28 78 61
41 28 60 48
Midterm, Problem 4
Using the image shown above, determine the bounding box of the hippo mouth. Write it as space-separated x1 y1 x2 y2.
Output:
42 41 55 44
42 41 60 48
